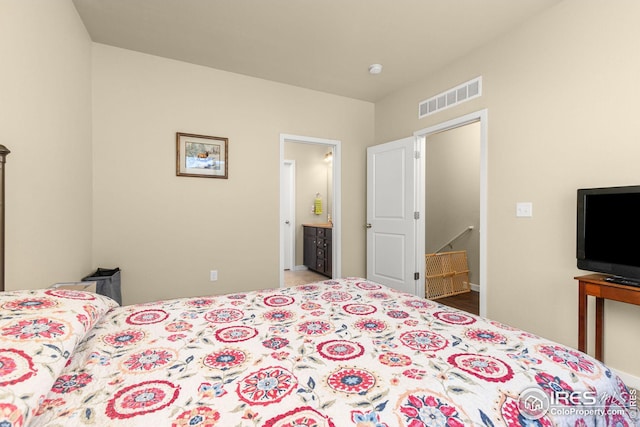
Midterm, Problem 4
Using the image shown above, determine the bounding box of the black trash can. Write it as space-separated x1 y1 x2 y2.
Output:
83 267 122 305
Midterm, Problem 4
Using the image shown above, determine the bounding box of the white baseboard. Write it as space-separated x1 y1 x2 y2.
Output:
615 368 640 391
292 265 308 272
469 282 479 292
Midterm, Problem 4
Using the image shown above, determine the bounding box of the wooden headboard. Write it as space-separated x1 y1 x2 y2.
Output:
0 145 9 291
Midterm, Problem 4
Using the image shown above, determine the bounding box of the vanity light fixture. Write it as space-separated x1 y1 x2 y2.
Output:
324 151 333 162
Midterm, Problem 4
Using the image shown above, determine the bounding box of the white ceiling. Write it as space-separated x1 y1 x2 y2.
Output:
72 0 562 102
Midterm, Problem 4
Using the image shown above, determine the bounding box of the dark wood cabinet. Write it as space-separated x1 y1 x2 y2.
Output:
303 225 332 277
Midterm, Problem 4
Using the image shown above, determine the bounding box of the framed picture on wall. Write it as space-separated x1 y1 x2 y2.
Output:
176 132 228 179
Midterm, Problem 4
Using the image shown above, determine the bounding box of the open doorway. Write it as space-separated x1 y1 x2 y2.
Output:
425 122 480 314
279 134 341 288
415 109 487 316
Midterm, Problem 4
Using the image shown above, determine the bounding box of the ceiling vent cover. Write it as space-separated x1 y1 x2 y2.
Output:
418 77 482 118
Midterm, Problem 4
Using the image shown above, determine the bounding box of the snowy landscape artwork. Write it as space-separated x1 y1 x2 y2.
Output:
177 132 228 179
185 141 220 170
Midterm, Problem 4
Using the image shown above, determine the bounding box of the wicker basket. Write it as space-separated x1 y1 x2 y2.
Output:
425 251 470 299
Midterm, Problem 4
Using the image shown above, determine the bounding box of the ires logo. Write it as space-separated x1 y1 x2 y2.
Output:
518 387 638 421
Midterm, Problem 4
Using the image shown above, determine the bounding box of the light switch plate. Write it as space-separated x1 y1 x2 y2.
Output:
516 202 533 217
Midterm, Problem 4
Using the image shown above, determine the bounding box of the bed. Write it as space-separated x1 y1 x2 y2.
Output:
1 278 637 426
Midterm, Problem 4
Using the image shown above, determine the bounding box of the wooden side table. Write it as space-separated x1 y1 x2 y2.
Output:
576 274 640 361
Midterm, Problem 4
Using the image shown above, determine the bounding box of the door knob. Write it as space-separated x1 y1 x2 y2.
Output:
366 223 372 229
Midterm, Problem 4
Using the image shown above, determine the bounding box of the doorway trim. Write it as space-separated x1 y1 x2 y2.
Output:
279 134 342 288
414 109 488 316
282 160 296 271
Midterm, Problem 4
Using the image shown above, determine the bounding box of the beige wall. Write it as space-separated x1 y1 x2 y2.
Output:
91 44 373 304
284 142 332 267
0 1 93 289
426 123 480 285
375 0 640 377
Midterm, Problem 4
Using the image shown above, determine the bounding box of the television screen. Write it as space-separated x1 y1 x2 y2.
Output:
577 185 640 283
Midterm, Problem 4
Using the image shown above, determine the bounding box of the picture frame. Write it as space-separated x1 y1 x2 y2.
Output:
176 132 228 179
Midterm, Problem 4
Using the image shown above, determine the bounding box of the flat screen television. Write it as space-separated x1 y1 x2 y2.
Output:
577 185 640 286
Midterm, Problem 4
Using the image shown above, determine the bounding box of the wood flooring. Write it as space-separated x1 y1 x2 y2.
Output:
435 291 480 315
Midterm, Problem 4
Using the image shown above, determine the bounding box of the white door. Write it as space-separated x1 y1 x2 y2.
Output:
282 161 295 270
366 137 420 295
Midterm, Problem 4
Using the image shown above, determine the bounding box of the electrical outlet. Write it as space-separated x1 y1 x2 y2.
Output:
210 270 218 281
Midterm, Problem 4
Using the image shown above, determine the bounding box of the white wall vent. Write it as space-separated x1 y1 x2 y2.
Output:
418 77 482 119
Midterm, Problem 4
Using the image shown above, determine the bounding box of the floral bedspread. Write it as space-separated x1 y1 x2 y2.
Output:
0 288 118 426
1 278 638 426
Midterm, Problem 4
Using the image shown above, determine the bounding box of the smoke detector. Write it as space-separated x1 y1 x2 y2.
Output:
368 64 383 75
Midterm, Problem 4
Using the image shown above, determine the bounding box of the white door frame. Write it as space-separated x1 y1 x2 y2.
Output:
414 109 488 317
282 160 296 271
279 134 342 287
